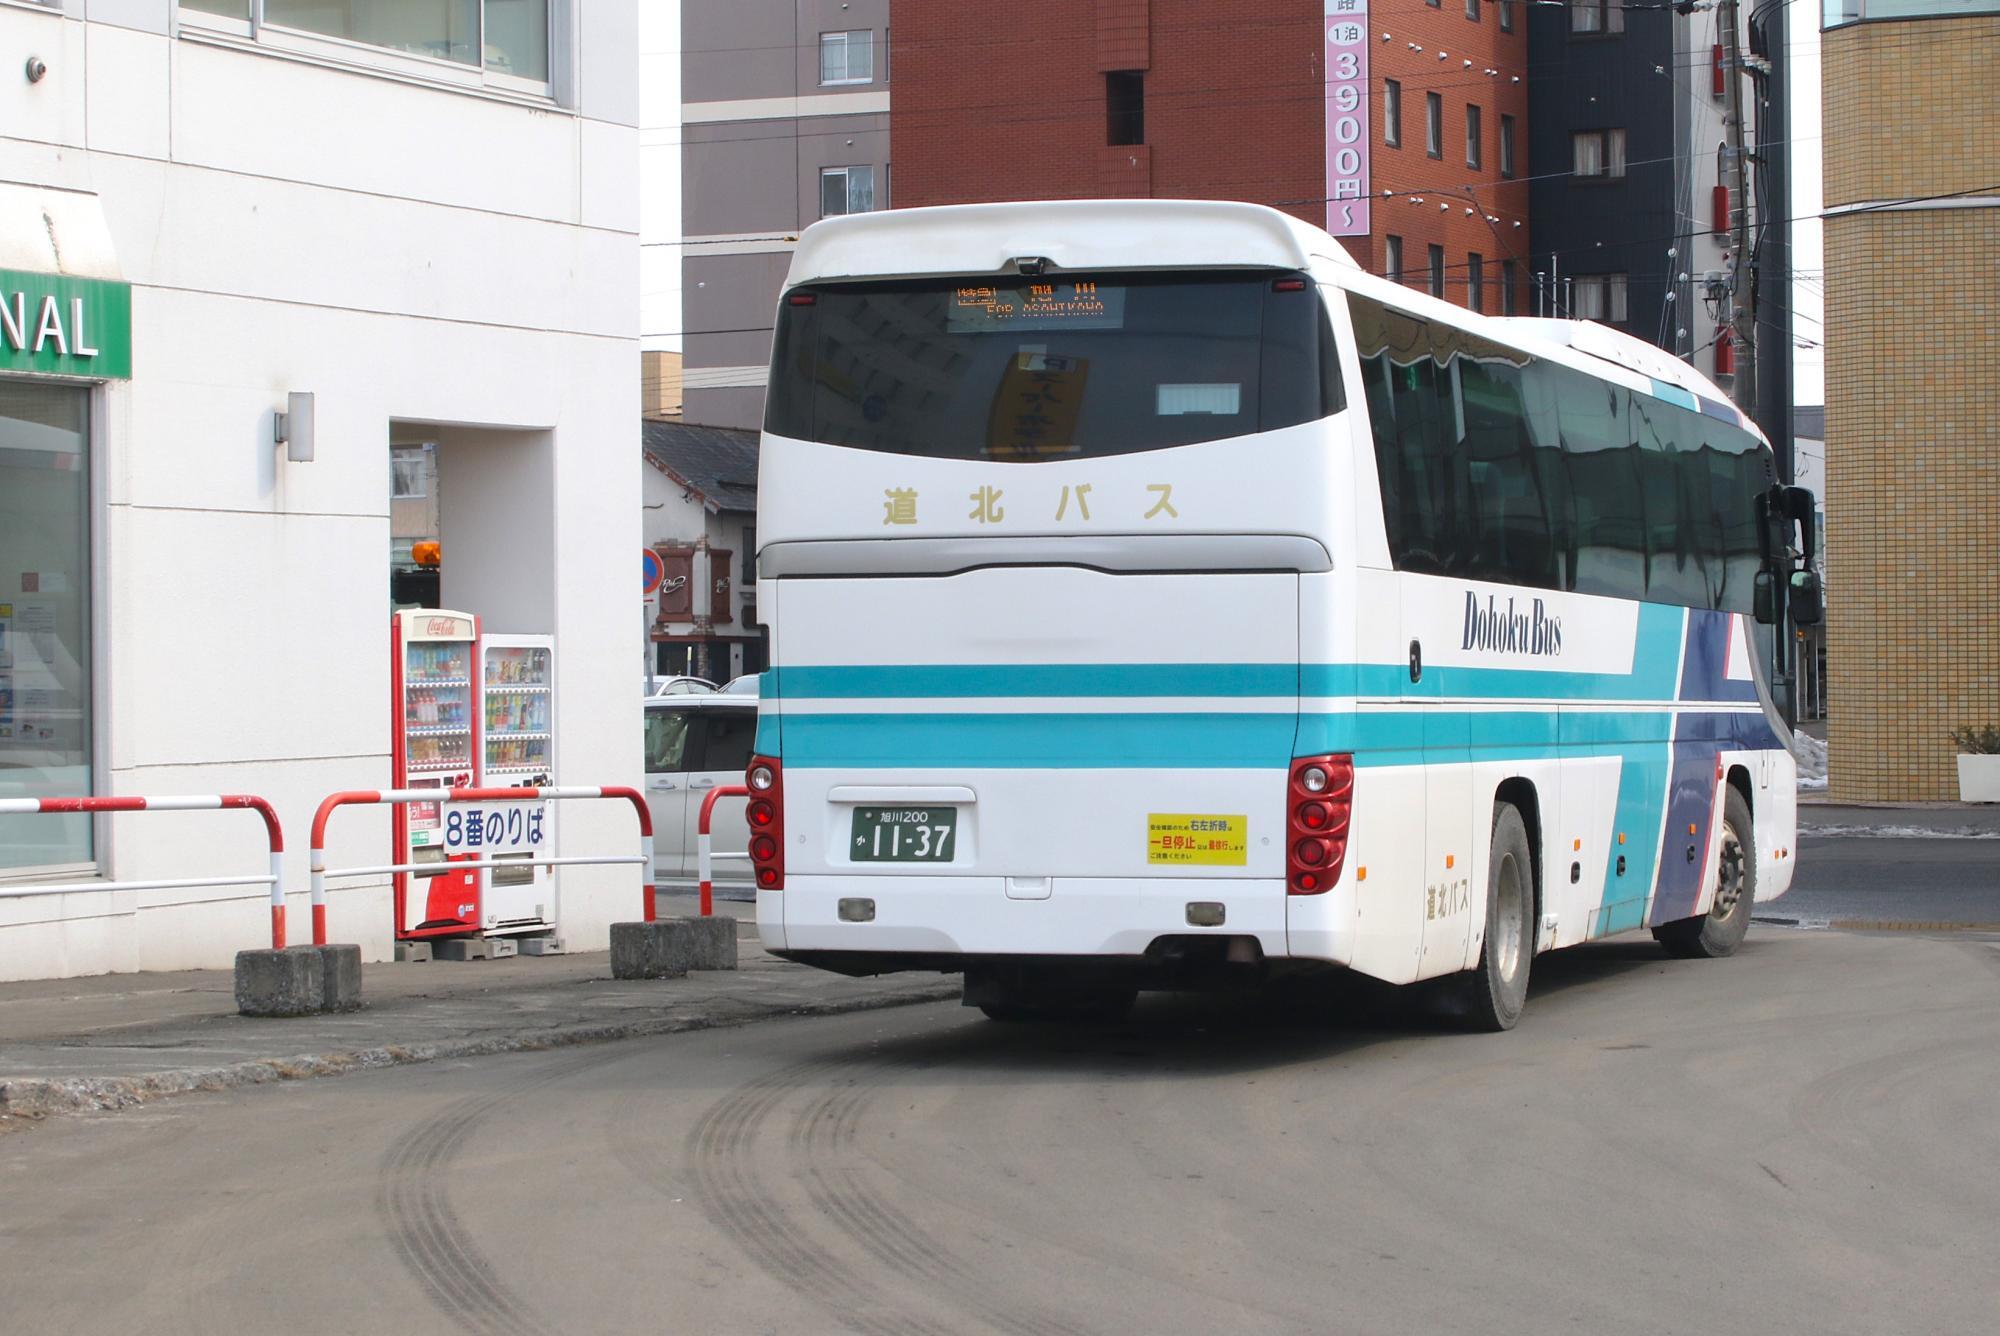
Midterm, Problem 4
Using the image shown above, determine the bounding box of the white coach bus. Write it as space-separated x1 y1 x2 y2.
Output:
743 200 1820 1030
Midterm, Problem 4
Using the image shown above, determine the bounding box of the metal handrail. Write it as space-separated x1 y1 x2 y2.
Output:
0 794 288 947
307 785 654 946
696 784 751 918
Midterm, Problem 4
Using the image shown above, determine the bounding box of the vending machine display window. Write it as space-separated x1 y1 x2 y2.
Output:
391 609 480 936
480 635 555 927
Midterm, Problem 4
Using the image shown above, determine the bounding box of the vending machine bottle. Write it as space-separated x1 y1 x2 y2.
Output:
479 635 555 932
391 609 482 939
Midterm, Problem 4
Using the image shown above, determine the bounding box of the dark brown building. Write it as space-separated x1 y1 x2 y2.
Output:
889 0 1529 309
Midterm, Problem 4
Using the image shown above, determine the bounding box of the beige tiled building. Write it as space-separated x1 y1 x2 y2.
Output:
1821 9 2000 800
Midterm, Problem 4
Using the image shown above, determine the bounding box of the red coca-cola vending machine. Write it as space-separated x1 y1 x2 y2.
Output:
390 608 481 938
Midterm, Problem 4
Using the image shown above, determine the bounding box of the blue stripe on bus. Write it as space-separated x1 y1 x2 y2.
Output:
774 706 1774 771
1677 609 1761 705
774 712 1302 770
772 603 1701 707
1648 378 1700 411
768 662 1300 699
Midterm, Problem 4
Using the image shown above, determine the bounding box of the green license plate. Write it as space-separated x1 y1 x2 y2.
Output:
850 807 958 862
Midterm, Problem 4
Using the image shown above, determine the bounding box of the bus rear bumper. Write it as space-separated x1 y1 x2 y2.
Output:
766 874 1297 964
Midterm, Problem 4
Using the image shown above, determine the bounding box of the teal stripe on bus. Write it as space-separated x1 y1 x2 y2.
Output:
776 712 1302 769
771 607 1691 706
768 663 1299 699
773 704 1760 771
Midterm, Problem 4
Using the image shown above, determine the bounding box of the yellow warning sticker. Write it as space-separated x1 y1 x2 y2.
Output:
1147 814 1248 866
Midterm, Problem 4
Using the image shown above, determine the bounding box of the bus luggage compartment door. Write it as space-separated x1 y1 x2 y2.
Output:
763 565 1302 917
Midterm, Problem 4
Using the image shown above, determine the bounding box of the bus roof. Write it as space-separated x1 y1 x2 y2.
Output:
784 199 1360 289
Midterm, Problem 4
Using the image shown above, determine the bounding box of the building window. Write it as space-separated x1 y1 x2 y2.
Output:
820 166 876 217
741 527 757 586
1572 274 1629 323
1426 92 1443 158
1466 104 1483 168
258 1 551 80
1384 79 1402 147
391 446 430 500
1469 254 1485 312
1386 235 1404 286
1572 128 1627 179
1570 0 1626 34
1503 258 1519 315
1500 114 1517 178
1106 71 1145 146
819 29 875 85
1429 244 1445 298
1426 0 1441 7
1501 1 1516 33
0 382 93 873
1466 0 1481 19
183 2 553 85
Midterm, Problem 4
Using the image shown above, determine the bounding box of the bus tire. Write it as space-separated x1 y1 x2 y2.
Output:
1457 802 1535 1033
1653 786 1755 959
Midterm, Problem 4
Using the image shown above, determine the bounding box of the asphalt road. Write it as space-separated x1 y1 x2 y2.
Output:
1779 832 2000 925
5 928 1998 1335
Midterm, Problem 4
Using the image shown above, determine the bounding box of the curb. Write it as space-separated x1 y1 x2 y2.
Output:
0 979 962 1122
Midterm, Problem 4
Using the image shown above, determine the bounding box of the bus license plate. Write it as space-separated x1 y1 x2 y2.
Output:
850 807 957 862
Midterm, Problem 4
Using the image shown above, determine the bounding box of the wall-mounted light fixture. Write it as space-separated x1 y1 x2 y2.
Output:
274 391 315 462
25 55 48 84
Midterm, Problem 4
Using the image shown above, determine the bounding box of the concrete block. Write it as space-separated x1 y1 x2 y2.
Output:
609 919 689 979
610 916 737 979
434 937 491 962
394 940 433 963
485 936 519 960
520 936 567 956
234 946 325 1017
680 915 738 971
318 944 364 1012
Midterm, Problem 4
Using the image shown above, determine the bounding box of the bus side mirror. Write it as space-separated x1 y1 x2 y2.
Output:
1788 570 1824 628
1753 569 1778 625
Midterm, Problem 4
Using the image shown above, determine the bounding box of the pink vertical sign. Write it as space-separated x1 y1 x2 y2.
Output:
1324 0 1371 236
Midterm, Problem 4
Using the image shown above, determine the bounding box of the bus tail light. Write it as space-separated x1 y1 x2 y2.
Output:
746 755 784 890
1288 754 1353 895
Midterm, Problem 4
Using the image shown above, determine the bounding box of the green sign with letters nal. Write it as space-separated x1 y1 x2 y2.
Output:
0 269 132 379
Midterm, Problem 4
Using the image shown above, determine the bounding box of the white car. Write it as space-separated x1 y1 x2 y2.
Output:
646 675 718 697
643 686 758 896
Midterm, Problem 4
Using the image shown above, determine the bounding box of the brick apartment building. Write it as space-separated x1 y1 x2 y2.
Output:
889 0 1530 309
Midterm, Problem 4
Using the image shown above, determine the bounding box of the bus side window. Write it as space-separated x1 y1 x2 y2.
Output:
1633 396 1712 608
1457 352 1564 590
1556 369 1646 604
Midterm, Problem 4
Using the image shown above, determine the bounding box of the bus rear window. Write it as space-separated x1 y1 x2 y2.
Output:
764 271 1339 460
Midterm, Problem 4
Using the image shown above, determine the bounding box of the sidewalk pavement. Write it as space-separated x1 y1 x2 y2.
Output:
0 895 959 1123
1797 800 2000 837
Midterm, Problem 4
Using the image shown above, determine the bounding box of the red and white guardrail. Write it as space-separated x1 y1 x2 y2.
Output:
308 785 654 946
0 795 289 947
695 784 750 919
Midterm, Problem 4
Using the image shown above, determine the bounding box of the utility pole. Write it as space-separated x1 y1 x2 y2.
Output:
1720 0 1757 413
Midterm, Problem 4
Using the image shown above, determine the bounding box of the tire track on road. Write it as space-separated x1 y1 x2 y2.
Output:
789 1073 1095 1336
679 1057 949 1336
376 1049 618 1336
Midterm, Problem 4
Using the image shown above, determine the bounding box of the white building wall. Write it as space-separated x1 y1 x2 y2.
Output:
0 2 641 980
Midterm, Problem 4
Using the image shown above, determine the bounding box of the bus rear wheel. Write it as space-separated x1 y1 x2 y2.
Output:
1654 787 1755 959
1455 802 1535 1033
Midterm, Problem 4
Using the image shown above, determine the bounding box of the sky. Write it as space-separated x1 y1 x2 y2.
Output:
1786 0 1825 408
639 0 682 354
